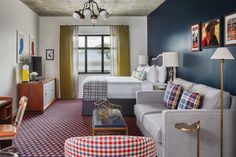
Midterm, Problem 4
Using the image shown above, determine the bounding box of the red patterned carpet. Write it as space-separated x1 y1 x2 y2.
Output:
14 100 142 157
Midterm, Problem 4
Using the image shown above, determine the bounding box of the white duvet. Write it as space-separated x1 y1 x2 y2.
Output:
105 76 152 99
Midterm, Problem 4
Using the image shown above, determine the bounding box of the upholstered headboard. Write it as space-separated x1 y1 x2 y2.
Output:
151 54 163 66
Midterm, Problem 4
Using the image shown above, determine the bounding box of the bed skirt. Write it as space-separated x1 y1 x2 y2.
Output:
82 99 136 116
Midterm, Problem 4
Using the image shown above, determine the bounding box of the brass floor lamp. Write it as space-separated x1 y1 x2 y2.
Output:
210 47 235 157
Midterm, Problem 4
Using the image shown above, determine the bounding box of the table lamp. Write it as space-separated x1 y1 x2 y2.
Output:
163 52 179 82
210 47 234 157
138 55 148 66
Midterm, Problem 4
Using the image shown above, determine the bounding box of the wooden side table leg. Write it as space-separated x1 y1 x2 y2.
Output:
92 128 95 136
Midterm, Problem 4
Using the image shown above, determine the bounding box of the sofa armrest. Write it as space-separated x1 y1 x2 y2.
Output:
136 90 165 104
161 109 236 157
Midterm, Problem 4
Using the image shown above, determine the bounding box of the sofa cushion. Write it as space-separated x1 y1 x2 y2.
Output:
178 90 203 109
164 83 183 109
191 84 230 109
134 103 167 124
143 113 162 144
173 78 194 90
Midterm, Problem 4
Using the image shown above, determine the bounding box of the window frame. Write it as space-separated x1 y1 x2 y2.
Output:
76 34 111 74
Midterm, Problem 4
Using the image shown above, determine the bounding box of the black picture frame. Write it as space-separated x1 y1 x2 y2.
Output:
201 18 221 49
191 23 201 52
46 49 54 60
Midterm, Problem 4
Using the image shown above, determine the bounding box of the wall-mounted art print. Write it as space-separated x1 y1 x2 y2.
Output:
201 19 221 49
191 24 201 51
17 31 25 63
225 12 236 46
29 35 36 57
46 49 54 60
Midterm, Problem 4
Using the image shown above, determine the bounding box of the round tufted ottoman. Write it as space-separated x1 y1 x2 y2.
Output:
65 136 156 157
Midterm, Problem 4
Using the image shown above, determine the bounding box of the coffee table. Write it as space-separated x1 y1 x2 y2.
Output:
92 109 128 135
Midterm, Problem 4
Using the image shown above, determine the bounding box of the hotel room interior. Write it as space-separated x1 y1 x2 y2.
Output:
0 0 236 156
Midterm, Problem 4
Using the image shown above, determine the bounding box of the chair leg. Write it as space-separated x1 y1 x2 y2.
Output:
1 146 19 156
0 152 19 157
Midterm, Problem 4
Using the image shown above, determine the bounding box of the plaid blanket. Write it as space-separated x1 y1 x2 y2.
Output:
83 76 108 101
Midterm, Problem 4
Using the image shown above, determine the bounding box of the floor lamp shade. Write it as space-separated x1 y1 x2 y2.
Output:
138 55 148 65
163 52 179 67
210 47 234 60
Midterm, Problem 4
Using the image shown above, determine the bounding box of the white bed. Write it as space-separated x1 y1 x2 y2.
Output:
105 76 153 99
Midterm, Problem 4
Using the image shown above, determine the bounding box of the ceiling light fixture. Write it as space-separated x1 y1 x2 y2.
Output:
73 0 109 23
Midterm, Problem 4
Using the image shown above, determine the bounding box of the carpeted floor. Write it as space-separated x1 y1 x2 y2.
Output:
14 100 142 157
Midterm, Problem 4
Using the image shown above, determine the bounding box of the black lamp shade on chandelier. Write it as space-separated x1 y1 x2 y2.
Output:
73 0 109 23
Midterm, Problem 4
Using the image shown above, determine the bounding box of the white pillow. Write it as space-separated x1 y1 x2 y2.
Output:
145 65 158 83
155 65 167 83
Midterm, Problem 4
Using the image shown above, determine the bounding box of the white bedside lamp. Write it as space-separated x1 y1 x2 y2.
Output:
163 52 179 82
138 55 148 66
210 47 234 157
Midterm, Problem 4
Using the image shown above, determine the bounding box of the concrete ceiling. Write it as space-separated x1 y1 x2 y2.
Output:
20 0 165 16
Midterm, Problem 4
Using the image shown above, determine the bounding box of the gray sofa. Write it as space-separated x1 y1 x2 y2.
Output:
134 78 236 157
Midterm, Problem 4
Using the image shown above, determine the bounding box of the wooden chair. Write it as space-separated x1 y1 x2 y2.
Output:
0 96 28 157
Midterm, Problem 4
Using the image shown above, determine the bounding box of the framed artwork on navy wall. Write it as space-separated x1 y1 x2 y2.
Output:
201 18 221 49
224 12 236 46
191 24 201 51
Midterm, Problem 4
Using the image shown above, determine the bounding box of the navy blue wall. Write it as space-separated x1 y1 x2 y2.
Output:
148 0 236 95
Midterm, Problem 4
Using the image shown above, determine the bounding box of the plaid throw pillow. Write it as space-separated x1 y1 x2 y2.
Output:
178 90 202 109
164 83 183 109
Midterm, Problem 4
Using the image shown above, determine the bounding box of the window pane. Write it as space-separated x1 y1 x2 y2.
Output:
87 36 101 47
104 36 110 47
87 49 101 73
104 49 111 72
78 49 85 72
79 36 85 47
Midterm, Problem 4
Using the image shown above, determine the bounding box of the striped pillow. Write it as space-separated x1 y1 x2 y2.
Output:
178 90 202 109
164 83 183 109
132 70 147 81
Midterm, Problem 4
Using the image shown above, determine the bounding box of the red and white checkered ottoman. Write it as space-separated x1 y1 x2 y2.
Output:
65 136 157 157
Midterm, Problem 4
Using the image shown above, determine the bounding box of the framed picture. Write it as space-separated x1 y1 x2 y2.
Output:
191 24 201 51
201 18 221 49
224 12 236 46
17 31 26 63
29 35 36 56
46 49 54 60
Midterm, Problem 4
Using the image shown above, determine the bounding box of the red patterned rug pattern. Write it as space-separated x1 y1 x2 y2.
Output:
14 100 142 157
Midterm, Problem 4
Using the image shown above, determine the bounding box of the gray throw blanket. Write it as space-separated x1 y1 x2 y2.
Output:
83 76 108 101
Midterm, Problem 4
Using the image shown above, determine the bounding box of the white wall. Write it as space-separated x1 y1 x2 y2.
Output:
39 16 147 98
0 0 39 112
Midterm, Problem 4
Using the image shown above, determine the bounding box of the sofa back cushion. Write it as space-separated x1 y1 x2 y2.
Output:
191 84 230 109
173 78 194 90
164 83 183 109
178 90 203 109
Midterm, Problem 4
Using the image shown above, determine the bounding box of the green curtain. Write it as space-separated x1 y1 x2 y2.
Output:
60 26 74 99
117 26 131 76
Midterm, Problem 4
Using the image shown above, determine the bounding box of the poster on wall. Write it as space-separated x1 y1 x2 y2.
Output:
29 35 36 62
201 19 221 49
191 24 200 51
17 30 25 63
225 12 236 46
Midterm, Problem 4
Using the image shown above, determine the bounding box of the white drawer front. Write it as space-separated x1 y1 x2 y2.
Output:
43 80 55 106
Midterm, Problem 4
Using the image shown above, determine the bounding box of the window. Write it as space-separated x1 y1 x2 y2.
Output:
74 35 111 74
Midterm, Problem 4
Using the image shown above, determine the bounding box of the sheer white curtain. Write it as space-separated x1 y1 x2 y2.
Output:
73 26 79 98
110 26 118 76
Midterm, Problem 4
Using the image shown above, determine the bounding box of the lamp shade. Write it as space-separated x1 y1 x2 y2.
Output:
138 55 148 65
163 52 179 67
210 47 235 60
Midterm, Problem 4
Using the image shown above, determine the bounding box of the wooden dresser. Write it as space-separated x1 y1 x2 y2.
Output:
18 78 56 112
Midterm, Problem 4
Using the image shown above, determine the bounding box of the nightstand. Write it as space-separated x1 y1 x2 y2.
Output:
153 83 167 90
